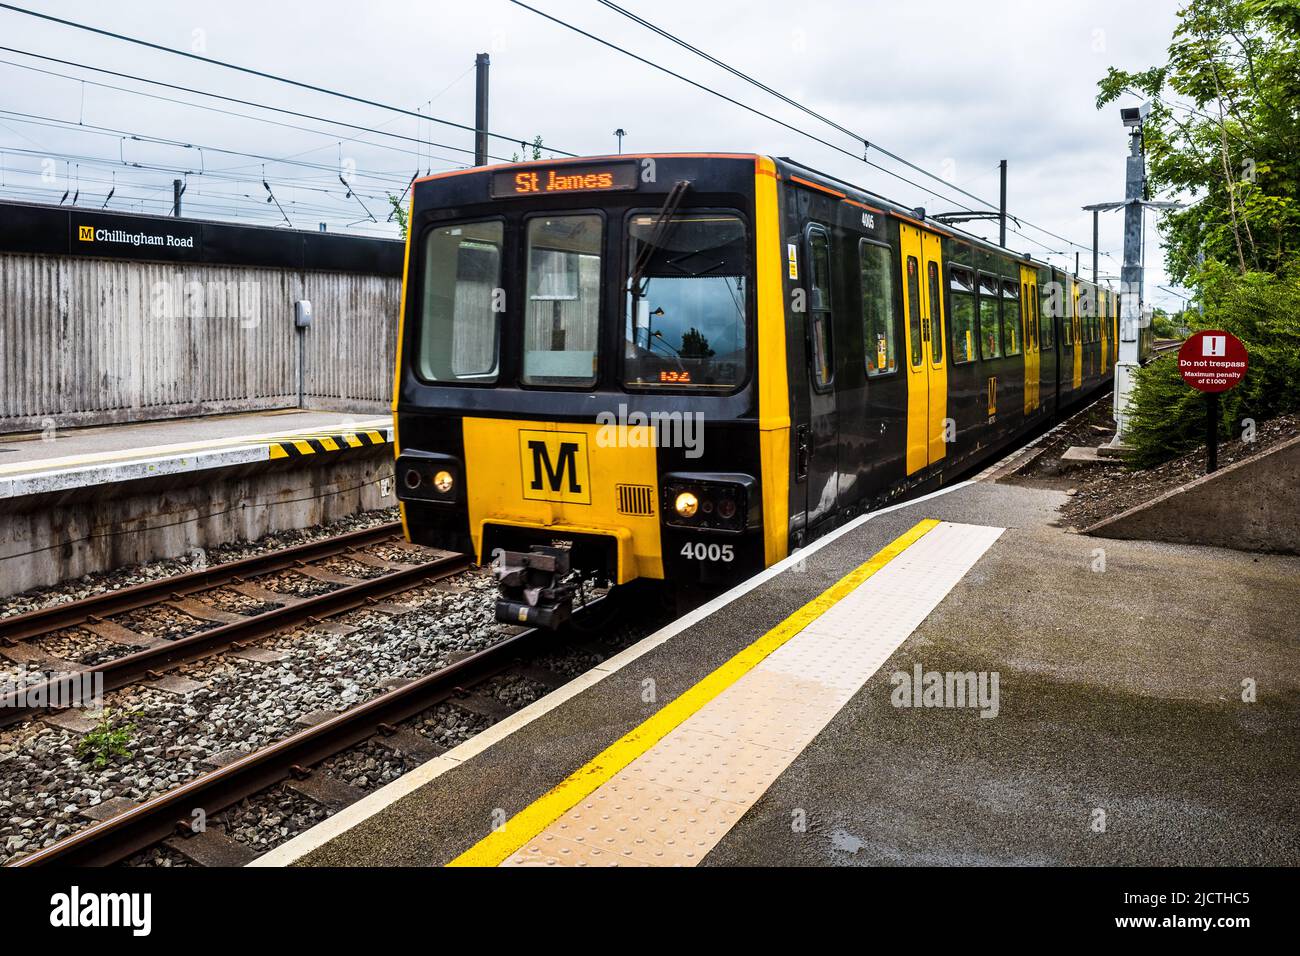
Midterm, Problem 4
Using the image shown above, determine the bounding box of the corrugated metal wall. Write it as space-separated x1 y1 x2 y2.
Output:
0 252 399 433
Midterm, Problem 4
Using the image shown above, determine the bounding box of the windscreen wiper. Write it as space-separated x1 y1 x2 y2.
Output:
627 179 691 297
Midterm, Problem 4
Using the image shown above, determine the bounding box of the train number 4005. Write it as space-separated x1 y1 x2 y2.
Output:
680 542 735 562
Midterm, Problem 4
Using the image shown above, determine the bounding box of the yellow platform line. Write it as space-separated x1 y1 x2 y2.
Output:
448 517 941 867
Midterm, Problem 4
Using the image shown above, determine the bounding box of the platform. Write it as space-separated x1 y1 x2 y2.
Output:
0 409 392 498
256 478 1300 868
0 409 396 597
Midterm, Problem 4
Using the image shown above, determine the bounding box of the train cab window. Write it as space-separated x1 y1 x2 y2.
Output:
1001 280 1022 356
808 226 834 389
523 214 603 387
977 273 1002 359
859 240 896 376
948 267 976 364
623 212 748 390
927 262 943 364
906 256 922 368
417 219 504 384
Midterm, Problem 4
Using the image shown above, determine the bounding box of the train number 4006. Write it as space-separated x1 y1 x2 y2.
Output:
680 542 735 562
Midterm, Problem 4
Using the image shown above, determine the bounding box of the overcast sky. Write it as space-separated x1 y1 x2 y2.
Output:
0 0 1189 308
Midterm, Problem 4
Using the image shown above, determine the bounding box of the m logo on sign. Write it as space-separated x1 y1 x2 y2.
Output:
519 430 591 504
78 226 94 242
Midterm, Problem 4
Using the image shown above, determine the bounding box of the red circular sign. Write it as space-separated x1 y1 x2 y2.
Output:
1177 330 1248 393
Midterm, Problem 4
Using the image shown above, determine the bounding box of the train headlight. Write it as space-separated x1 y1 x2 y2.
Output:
433 470 454 494
674 491 699 518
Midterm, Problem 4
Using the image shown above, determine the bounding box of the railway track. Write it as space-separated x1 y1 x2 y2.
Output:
10 598 617 867
0 523 470 727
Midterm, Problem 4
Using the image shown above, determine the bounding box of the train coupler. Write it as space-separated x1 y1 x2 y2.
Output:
493 546 576 629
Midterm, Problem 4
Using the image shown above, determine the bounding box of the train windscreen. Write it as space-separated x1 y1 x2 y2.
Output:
623 213 748 390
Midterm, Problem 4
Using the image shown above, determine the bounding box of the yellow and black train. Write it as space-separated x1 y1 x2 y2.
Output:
392 153 1130 624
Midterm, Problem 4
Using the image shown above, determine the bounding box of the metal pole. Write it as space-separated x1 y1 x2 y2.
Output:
474 53 490 166
1114 123 1146 442
1092 209 1099 282
172 179 182 217
998 159 1007 247
1206 393 1219 473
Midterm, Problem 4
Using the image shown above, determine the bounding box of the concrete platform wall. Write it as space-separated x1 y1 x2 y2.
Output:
0 451 396 597
1085 435 1300 554
0 252 400 434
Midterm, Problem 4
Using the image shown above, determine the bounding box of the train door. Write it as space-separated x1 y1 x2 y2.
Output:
1071 279 1083 390
803 223 839 528
899 223 948 475
1020 264 1039 415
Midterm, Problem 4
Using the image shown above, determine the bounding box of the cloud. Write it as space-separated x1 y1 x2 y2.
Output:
0 0 1189 304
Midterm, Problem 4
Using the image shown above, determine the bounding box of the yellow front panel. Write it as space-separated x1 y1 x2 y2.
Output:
754 157 790 567
1100 291 1110 371
1020 265 1039 414
899 224 928 475
1071 280 1083 390
921 231 948 463
462 417 663 583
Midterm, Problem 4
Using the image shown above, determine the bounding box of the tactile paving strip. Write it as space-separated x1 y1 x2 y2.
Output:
501 521 1003 867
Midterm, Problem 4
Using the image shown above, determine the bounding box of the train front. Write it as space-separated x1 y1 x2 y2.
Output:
392 154 786 627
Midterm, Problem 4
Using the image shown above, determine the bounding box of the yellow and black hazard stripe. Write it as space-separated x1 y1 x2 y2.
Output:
268 430 390 460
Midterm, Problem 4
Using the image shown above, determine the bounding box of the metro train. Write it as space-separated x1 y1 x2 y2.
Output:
390 153 1148 625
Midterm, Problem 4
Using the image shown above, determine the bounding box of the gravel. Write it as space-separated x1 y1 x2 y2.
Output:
316 556 387 580
109 605 215 640
253 571 338 598
197 587 282 616
1005 402 1300 528
0 566 497 865
0 507 399 621
34 627 127 667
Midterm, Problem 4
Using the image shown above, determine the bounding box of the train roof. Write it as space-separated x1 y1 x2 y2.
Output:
412 151 1107 289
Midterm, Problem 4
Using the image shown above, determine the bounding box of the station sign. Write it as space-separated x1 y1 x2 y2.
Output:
68 211 201 262
490 162 638 199
1178 330 1248 393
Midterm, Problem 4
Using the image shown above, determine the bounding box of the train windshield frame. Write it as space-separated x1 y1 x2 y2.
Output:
622 209 751 392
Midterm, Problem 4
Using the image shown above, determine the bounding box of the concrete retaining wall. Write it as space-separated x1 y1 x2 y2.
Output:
0 451 396 597
0 252 400 433
1084 434 1300 554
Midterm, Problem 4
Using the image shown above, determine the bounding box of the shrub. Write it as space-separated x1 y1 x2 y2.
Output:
1123 260 1300 468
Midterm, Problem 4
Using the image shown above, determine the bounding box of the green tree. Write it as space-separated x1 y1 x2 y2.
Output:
386 193 409 239
680 327 715 359
1096 0 1300 283
511 135 545 162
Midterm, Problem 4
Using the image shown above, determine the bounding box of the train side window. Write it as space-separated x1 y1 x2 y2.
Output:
927 261 943 364
1001 280 1022 356
948 267 976 364
1038 282 1053 349
522 214 604 387
417 219 504 384
859 240 896 376
977 273 1002 359
906 256 922 368
807 225 834 389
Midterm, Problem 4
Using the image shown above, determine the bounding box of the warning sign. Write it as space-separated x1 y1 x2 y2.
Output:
1178 330 1248 393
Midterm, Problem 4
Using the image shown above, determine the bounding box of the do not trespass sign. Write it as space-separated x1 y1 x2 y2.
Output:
1178 330 1248 393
